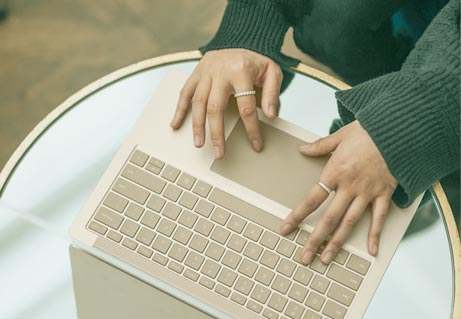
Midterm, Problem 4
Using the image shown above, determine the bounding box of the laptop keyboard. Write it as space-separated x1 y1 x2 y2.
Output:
87 148 372 319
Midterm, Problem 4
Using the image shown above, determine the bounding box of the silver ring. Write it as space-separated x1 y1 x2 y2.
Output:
234 90 256 98
318 181 333 195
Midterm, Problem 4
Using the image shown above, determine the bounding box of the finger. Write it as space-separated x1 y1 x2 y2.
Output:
233 78 262 152
299 133 341 157
203 80 230 151
368 195 391 256
302 191 353 264
260 67 282 118
191 77 211 147
321 198 369 264
171 74 199 129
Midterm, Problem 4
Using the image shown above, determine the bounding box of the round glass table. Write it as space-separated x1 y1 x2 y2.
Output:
0 51 459 319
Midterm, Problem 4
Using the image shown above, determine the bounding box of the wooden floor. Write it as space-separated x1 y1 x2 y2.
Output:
0 0 226 168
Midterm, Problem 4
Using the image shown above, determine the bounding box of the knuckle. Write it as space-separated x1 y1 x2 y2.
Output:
192 95 205 105
344 215 359 227
192 123 204 132
327 240 341 252
239 105 256 118
323 214 339 227
207 104 222 115
210 134 222 145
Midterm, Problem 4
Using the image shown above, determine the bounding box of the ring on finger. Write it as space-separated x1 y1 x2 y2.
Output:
318 181 333 195
234 90 256 98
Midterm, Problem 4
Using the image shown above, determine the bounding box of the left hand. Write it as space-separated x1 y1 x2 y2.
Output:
280 120 398 264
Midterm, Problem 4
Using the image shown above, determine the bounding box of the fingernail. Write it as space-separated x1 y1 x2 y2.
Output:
300 143 311 150
372 244 378 256
269 104 276 117
322 251 334 264
302 251 314 264
280 223 292 235
251 139 262 152
194 134 201 147
214 146 222 158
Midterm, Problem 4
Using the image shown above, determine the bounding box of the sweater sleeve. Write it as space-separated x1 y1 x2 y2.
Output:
334 0 460 207
199 0 307 66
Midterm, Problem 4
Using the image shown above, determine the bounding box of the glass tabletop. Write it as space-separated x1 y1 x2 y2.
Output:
0 57 455 318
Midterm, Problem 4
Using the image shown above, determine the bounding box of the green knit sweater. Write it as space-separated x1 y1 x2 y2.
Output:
200 0 460 208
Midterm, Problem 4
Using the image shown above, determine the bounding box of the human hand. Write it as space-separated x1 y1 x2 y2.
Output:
170 49 283 159
280 120 398 264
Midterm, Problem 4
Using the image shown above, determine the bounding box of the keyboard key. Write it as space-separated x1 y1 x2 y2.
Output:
260 250 280 269
146 163 162 175
124 202 144 221
251 284 270 304
304 310 321 319
210 207 230 225
161 165 180 182
192 180 212 197
347 254 370 275
189 234 209 253
185 251 205 270
148 156 165 169
255 267 275 286
210 226 230 244
238 258 258 277
243 242 263 261
137 246 153 258
272 275 291 294
309 256 328 274
107 230 122 243
113 178 149 204
178 192 198 210
152 253 169 266
178 210 198 228
168 243 188 262
122 164 166 194
172 225 193 245
162 202 182 220
327 283 355 306
310 275 330 294
184 269 199 282
246 300 263 314
205 242 225 261
276 259 296 277
88 221 107 235
140 210 160 229
326 264 362 291
217 268 237 287
288 283 308 303
305 292 325 311
209 188 284 235
295 230 310 246
262 308 279 319
146 194 166 212
260 231 279 250
230 292 247 305
194 218 214 236
268 293 288 312
177 172 196 190
293 247 304 264
168 260 184 274
194 200 214 217
276 239 296 258
215 284 231 297
243 223 263 241
334 249 349 265
152 235 172 254
234 276 254 295
157 219 176 237
222 251 242 269
284 301 305 319
120 219 140 238
136 227 156 246
163 184 182 202
94 206 124 230
293 267 313 285
122 237 138 250
227 234 247 252
227 215 247 233
130 150 149 167
201 260 221 279
322 300 347 319
103 192 128 213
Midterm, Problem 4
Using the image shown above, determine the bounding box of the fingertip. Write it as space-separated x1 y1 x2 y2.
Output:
280 223 293 236
298 143 311 153
251 138 263 152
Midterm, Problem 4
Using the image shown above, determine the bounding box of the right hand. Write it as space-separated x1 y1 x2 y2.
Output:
170 49 283 159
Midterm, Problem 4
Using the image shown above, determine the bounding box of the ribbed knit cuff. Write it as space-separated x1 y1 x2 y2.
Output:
335 71 458 207
199 0 300 67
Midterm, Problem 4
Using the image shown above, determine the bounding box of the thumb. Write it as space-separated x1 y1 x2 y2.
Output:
299 133 340 156
260 66 282 119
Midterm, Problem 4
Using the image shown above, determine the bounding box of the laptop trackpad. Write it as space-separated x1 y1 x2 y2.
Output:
210 120 328 209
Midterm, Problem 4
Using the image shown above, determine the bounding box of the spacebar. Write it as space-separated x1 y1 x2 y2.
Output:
209 188 284 235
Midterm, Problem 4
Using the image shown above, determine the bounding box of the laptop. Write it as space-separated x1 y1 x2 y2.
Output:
69 70 422 319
